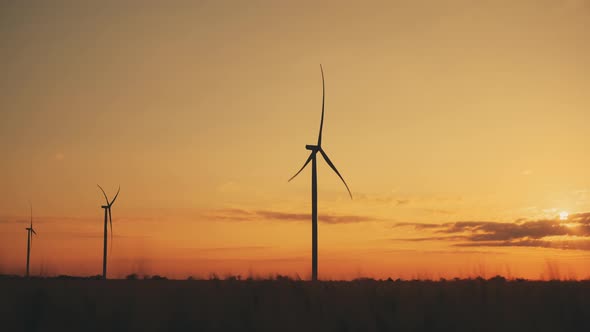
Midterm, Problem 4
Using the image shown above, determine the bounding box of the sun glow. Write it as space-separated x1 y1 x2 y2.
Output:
559 211 569 221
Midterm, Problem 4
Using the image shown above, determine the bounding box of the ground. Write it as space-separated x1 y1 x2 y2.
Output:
2 277 590 332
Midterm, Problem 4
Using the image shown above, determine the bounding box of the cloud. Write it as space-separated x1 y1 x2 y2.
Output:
455 238 590 251
393 212 590 251
393 235 469 242
392 222 442 229
206 209 256 222
208 209 380 224
377 248 506 255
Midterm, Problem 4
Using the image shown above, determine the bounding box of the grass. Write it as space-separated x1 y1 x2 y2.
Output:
2 276 590 332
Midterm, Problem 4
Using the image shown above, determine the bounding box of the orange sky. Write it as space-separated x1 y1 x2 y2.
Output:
1 0 590 280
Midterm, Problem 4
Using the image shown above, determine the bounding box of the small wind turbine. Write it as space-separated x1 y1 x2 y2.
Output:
97 185 120 280
288 65 352 281
25 202 37 278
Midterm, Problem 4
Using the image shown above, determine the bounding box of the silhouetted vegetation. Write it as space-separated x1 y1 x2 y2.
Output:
150 275 167 281
1 276 589 332
125 273 139 280
54 274 103 280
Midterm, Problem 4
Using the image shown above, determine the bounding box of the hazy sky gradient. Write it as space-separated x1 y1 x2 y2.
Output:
1 0 589 279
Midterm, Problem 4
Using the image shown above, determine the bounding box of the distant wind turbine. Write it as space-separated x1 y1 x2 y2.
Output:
288 64 352 281
97 185 120 280
25 202 37 278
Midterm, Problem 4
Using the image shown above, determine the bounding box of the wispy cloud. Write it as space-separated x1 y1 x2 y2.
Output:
454 239 590 251
392 222 441 229
208 209 381 224
377 248 506 255
393 235 469 242
394 213 590 251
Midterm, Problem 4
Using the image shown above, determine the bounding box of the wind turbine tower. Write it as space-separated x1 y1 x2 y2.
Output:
97 185 120 280
25 203 37 278
288 65 352 281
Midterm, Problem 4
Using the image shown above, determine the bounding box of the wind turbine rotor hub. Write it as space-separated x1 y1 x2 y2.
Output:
305 145 319 151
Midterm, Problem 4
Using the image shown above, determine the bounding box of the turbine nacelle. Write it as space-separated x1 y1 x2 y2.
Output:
305 145 319 151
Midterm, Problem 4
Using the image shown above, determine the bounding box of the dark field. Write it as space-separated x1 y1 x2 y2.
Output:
2 277 590 332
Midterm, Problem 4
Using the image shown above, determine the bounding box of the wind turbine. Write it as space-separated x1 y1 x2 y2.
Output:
288 65 352 281
97 185 120 280
25 202 37 278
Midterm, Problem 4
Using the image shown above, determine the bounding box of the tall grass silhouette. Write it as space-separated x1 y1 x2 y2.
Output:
2 277 589 332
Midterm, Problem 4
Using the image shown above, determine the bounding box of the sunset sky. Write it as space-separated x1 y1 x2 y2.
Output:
1 0 589 280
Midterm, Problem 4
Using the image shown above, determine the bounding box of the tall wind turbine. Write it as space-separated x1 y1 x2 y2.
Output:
97 185 120 280
25 202 37 278
288 65 352 281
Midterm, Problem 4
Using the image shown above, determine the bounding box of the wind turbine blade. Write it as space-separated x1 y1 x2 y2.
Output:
109 186 121 207
108 208 113 254
319 148 352 199
31 228 37 235
97 184 110 205
288 153 314 182
317 64 325 146
29 201 33 228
